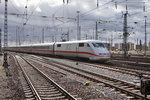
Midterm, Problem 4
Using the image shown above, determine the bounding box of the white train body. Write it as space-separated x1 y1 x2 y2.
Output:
7 40 110 61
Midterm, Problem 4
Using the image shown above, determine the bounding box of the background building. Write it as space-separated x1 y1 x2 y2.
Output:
128 42 135 51
114 42 135 51
114 43 123 51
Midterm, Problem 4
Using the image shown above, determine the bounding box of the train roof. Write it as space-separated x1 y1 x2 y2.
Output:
55 40 102 44
8 40 103 47
8 42 54 47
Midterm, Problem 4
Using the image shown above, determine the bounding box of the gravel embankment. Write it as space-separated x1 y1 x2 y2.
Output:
46 57 140 86
28 56 131 100
0 55 24 100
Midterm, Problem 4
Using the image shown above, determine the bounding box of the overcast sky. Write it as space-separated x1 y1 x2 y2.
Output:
0 0 150 46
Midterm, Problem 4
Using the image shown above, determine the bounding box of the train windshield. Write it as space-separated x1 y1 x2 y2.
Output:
92 43 105 48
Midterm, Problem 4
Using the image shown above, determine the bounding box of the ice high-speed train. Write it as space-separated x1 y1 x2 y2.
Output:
7 40 110 61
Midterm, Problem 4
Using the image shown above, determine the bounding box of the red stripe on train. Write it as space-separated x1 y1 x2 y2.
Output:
13 49 110 57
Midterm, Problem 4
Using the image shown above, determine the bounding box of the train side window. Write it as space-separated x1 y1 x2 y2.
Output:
92 43 105 48
57 44 61 47
79 43 84 47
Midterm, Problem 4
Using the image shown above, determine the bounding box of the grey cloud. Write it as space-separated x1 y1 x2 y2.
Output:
0 0 149 46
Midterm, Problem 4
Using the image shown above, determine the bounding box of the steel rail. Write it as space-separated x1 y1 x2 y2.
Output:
25 56 142 88
14 55 41 100
45 56 150 79
47 61 150 100
26 55 150 79
21 56 77 100
79 62 150 79
27 57 150 100
111 55 150 63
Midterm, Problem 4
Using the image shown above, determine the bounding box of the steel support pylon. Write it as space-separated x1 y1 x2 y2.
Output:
3 0 8 68
123 13 128 58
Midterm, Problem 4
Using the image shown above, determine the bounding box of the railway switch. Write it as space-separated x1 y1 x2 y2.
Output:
140 79 150 97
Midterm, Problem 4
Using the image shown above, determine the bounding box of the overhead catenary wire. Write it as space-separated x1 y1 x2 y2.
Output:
9 0 21 13
80 0 134 18
0 0 149 45
17 0 42 34
6 0 146 25
23 0 42 25
80 0 114 17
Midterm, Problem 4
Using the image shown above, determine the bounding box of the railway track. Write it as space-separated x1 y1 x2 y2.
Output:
23 54 150 83
80 61 150 80
112 54 150 58
25 54 150 83
32 55 150 80
23 55 150 100
13 55 77 100
111 54 150 63
111 54 150 69
110 59 150 69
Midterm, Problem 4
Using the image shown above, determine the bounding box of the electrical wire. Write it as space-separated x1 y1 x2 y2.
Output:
80 0 113 17
9 0 21 13
1 0 149 42
23 0 42 25
17 0 42 35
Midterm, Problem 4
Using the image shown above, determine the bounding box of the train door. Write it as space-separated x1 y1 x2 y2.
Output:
52 43 55 56
76 43 79 58
78 43 91 58
66 43 77 57
78 43 85 58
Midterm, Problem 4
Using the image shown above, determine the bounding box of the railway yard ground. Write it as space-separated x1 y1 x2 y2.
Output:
0 55 24 100
0 52 150 100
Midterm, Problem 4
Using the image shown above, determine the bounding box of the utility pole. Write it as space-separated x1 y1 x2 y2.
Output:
110 33 113 51
144 16 147 56
122 0 128 58
79 26 81 40
18 27 21 45
85 34 88 40
95 21 98 40
95 21 109 40
42 28 44 43
16 26 18 46
3 0 8 67
93 28 95 40
67 28 69 41
77 11 80 40
123 13 128 58
52 14 56 42
0 28 1 52
52 35 54 42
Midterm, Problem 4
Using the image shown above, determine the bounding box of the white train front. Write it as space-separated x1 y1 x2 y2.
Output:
7 40 110 61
